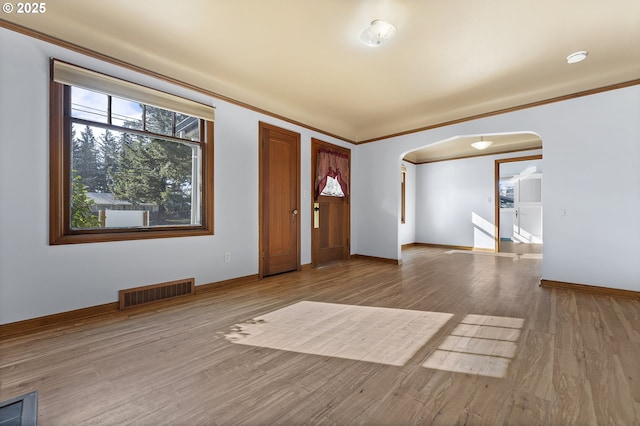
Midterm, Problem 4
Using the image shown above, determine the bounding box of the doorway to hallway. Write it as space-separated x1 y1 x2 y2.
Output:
495 155 543 255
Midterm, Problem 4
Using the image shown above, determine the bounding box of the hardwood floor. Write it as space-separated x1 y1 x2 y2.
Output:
500 241 543 255
1 246 638 425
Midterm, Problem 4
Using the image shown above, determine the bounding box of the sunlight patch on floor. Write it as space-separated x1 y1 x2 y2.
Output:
445 250 542 260
422 314 524 378
225 301 453 366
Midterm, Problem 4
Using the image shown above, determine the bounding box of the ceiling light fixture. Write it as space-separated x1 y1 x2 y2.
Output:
566 51 588 64
360 19 397 47
471 136 493 150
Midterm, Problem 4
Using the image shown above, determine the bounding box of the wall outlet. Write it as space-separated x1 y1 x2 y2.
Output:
224 252 231 263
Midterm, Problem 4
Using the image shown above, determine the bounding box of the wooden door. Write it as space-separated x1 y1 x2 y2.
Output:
259 122 300 277
311 139 350 266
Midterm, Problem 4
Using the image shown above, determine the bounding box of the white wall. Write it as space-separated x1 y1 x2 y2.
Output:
399 162 416 245
414 150 541 250
352 86 640 292
0 28 351 324
2 27 639 325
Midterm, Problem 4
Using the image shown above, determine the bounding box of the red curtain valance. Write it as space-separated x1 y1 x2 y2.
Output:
315 148 349 199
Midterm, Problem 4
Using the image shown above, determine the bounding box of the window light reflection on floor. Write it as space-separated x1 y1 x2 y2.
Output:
422 314 524 378
225 301 453 367
445 250 542 260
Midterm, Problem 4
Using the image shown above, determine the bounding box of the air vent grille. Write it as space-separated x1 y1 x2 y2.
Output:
119 278 195 310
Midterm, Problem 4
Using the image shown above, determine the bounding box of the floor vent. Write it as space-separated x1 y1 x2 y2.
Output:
119 278 195 310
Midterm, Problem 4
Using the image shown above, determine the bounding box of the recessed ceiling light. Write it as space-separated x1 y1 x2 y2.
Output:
360 19 397 47
566 51 588 64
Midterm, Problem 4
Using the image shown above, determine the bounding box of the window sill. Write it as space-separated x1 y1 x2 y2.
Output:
50 227 213 245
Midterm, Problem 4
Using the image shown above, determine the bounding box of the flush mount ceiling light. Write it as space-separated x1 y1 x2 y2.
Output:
471 136 493 150
360 19 397 47
567 51 588 64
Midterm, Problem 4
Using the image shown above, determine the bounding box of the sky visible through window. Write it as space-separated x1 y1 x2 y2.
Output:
72 87 144 133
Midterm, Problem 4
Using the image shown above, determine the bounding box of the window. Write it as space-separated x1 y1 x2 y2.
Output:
320 176 345 197
314 147 349 199
50 60 214 244
499 179 515 208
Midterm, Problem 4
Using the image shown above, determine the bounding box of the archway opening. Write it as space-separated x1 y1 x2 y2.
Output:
399 132 542 256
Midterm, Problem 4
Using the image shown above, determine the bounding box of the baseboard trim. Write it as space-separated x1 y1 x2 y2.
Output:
401 242 419 249
195 274 259 294
408 242 494 252
0 301 120 340
540 279 640 299
0 273 261 341
352 254 402 265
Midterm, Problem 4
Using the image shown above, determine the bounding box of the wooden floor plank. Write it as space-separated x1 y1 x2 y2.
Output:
0 246 638 425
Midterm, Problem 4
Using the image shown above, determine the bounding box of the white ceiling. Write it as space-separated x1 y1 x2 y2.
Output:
2 0 639 143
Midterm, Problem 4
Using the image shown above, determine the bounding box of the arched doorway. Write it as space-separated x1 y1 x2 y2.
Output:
400 132 542 254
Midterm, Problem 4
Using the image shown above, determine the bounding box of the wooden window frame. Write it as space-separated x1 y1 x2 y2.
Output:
49 71 214 245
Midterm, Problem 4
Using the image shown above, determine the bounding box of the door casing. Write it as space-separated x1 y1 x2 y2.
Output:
494 154 543 253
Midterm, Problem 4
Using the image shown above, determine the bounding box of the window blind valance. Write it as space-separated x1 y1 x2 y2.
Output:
52 59 215 121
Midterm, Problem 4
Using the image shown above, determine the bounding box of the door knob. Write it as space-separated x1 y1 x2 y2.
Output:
292 209 298 215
